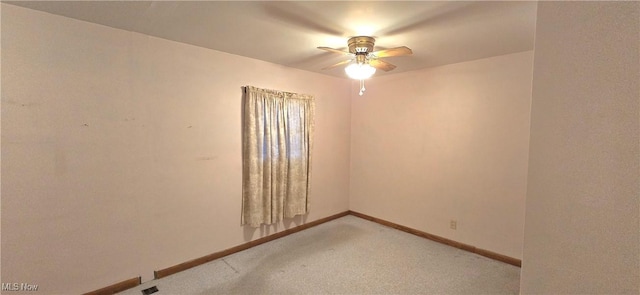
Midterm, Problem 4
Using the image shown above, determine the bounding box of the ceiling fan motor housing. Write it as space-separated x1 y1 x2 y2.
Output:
318 35 409 71
348 36 375 54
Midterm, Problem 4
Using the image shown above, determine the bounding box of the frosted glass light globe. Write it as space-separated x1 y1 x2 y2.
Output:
345 63 376 80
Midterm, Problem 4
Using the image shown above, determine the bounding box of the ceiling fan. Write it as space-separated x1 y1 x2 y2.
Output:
318 36 412 95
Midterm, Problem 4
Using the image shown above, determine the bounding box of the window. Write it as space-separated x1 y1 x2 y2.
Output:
241 86 314 227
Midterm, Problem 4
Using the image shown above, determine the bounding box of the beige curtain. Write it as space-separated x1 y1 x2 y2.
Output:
242 86 314 227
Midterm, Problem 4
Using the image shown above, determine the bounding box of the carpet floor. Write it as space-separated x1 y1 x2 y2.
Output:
119 215 520 294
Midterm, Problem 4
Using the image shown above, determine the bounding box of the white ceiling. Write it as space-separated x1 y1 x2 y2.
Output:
5 1 538 79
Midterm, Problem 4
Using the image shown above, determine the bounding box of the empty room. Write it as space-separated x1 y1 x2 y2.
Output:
1 1 638 294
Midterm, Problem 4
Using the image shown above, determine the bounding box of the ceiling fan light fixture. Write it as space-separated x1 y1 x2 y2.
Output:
345 62 376 80
319 35 412 95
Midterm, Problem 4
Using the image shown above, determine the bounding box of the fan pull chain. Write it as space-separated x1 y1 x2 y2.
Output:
359 79 366 96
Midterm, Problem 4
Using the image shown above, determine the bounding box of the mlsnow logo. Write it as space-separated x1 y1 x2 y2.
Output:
1 283 39 291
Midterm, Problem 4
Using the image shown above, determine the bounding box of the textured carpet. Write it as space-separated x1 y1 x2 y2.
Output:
119 215 520 294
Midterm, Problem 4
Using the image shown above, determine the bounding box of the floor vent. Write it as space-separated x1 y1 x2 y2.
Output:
141 286 159 295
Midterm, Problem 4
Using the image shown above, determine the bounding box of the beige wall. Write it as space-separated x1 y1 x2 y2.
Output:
521 2 639 293
350 51 534 259
1 4 351 294
8 1 638 294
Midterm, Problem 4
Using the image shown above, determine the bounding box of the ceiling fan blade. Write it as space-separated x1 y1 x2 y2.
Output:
322 59 353 70
370 46 413 58
381 2 475 36
370 59 397 72
317 47 351 55
262 2 346 36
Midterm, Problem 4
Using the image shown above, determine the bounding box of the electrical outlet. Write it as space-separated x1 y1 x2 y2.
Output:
450 220 457 230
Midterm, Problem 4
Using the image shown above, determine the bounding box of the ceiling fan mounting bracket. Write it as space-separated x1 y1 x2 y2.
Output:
348 36 375 54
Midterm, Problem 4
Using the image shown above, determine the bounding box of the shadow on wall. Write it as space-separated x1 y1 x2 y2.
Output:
243 214 309 242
